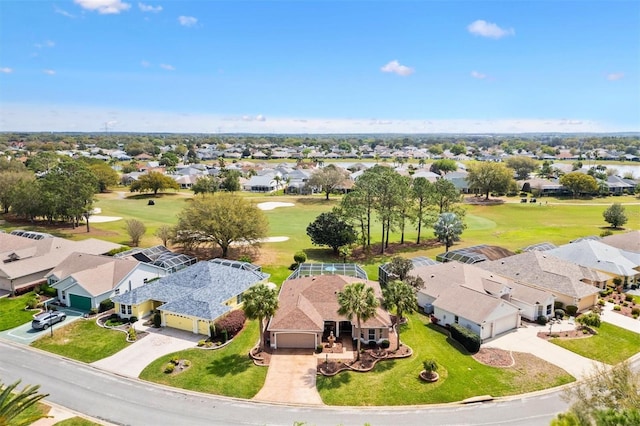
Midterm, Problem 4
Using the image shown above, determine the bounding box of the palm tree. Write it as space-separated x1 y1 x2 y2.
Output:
242 283 279 352
433 212 464 252
382 280 417 350
337 282 379 360
0 380 50 426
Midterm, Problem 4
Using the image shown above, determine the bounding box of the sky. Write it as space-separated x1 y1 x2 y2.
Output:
0 0 639 134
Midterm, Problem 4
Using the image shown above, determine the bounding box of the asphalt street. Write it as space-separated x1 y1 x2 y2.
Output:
0 340 575 426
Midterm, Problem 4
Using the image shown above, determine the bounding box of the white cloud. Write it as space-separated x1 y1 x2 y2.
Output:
470 70 487 79
607 72 624 81
241 115 267 122
74 0 131 15
0 67 13 74
160 64 175 71
138 2 162 13
178 16 198 27
140 60 151 67
380 60 415 76
43 69 56 75
467 20 514 39
54 6 76 18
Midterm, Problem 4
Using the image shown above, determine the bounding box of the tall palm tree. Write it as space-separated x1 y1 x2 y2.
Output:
242 283 279 352
337 282 379 360
383 280 417 350
0 380 49 426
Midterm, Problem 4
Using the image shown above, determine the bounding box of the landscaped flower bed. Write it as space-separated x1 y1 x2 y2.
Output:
317 345 413 376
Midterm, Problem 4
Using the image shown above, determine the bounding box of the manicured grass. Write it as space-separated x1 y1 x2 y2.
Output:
316 312 574 405
139 319 267 399
550 322 640 364
13 401 50 425
0 293 39 331
54 417 102 426
31 319 130 363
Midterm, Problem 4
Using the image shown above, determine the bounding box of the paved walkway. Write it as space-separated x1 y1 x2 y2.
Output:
484 319 606 379
91 325 201 377
601 301 640 334
253 349 324 405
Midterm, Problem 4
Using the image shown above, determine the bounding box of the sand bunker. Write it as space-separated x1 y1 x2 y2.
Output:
87 216 122 223
257 202 295 211
231 236 290 246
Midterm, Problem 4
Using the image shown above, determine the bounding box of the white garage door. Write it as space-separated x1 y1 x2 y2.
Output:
275 333 316 349
493 314 518 337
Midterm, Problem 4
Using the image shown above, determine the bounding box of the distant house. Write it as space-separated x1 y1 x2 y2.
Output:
112 259 269 335
409 262 532 340
47 253 166 311
605 175 636 195
267 274 393 349
479 250 606 312
0 233 121 295
600 231 640 254
243 173 279 192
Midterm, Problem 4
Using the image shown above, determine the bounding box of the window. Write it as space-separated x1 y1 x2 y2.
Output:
121 304 126 314
454 315 459 324
546 304 552 315
127 305 132 315
368 329 376 341
114 289 120 295
236 293 243 304
61 291 65 300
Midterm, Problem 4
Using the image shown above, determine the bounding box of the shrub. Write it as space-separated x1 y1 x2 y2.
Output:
40 284 58 297
554 309 565 319
153 312 162 328
576 312 601 328
293 251 307 265
34 285 41 295
625 294 634 302
634 314 639 319
422 359 438 374
554 301 564 310
600 230 613 237
183 360 191 367
25 297 38 310
197 340 205 347
614 305 622 311
99 298 114 313
597 299 605 306
316 344 323 354
536 315 548 325
209 323 217 338
164 363 175 374
565 305 578 317
380 339 390 349
127 327 137 341
449 323 481 353
89 308 98 315
221 329 228 343
238 255 252 263
623 302 629 307
214 310 246 338
129 316 138 323
170 355 179 365
632 308 640 316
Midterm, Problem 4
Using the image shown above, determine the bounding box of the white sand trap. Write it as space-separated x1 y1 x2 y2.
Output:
257 202 295 211
231 236 289 246
87 216 122 223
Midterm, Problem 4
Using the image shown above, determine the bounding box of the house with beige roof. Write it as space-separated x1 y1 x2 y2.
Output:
479 250 605 312
410 262 547 341
46 253 167 311
0 233 121 295
267 274 393 349
599 231 640 254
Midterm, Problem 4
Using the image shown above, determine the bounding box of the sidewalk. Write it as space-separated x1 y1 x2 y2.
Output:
601 302 640 334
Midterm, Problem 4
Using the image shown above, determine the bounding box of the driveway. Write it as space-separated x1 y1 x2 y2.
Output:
91 326 201 378
0 307 85 344
253 349 323 405
484 320 605 380
601 301 640 334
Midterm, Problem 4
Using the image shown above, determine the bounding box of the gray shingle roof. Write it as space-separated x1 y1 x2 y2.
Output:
112 260 269 320
547 240 640 277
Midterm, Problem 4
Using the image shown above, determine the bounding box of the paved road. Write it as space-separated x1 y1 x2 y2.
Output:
1 341 574 426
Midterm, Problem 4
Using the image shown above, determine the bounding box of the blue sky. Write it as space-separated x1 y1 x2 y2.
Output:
0 0 638 133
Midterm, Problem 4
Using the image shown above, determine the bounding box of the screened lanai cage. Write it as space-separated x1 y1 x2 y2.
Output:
521 242 557 252
378 256 440 286
287 263 368 281
209 258 263 272
115 245 197 273
435 244 515 264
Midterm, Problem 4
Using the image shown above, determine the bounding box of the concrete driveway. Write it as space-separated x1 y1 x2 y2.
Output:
601 301 640 334
91 326 201 378
484 320 605 380
0 307 85 344
253 349 323 405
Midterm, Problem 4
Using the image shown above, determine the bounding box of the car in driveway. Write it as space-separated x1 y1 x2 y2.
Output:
32 311 66 330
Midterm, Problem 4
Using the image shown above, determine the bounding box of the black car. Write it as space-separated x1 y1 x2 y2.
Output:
31 311 66 330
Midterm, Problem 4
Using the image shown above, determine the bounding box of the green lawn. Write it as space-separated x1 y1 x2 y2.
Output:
31 319 130 363
0 293 39 331
316 312 574 405
550 322 640 364
139 319 267 399
54 417 102 426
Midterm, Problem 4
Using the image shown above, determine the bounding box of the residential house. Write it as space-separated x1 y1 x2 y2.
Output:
546 240 640 288
267 274 393 349
47 253 166 310
409 262 528 340
605 175 636 195
0 233 121 295
600 231 640 254
479 250 606 312
111 259 269 335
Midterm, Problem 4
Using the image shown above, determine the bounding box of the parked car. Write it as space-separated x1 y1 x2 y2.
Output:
32 311 66 330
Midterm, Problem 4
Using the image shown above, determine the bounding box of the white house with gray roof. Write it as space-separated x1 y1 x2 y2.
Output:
112 259 269 335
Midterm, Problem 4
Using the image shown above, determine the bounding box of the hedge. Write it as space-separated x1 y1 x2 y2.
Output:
449 323 481 353
213 310 246 338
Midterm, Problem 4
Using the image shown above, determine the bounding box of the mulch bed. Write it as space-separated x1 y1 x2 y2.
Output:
250 347 272 366
472 348 514 367
537 327 595 340
317 345 413 376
